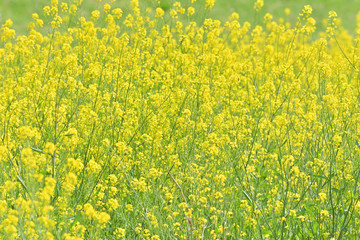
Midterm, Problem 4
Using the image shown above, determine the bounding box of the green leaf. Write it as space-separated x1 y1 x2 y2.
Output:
69 212 82 229
355 138 360 150
242 190 253 204
31 147 44 154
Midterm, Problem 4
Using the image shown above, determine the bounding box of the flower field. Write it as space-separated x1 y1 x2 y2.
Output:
1 0 360 239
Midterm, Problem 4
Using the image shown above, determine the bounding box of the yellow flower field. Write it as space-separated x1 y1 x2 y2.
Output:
1 0 360 239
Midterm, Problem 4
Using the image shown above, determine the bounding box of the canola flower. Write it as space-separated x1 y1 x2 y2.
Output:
1 0 360 239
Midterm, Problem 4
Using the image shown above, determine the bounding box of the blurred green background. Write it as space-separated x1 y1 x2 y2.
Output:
0 0 359 35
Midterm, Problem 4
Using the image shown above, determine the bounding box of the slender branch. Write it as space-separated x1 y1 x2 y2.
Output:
168 171 194 240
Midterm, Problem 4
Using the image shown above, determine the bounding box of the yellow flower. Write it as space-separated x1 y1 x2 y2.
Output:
107 198 119 211
187 7 195 16
112 8 123 19
320 210 330 220
114 228 126 238
318 193 327 203
3 19 13 27
126 204 134 212
63 172 77 192
254 0 264 12
18 126 34 139
170 9 177 19
205 0 216 10
83 203 97 219
97 212 111 224
44 142 55 155
284 8 291 16
91 10 100 20
155 8 164 18
88 158 101 174
104 4 111 14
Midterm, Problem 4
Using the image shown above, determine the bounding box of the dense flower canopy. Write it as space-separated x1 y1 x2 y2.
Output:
1 0 360 239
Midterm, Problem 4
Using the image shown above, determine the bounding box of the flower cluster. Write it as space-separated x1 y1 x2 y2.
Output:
0 0 360 239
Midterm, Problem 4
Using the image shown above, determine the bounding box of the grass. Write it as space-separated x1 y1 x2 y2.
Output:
0 0 359 34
